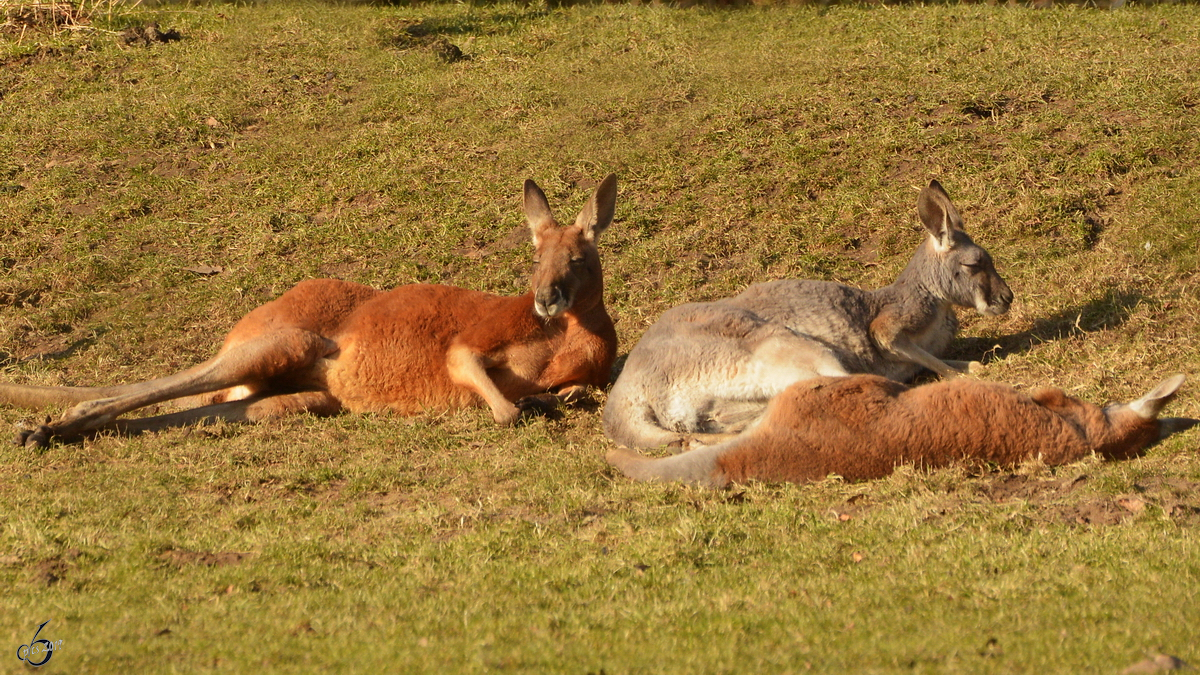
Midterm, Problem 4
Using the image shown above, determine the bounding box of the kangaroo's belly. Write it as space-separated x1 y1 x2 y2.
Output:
320 286 496 414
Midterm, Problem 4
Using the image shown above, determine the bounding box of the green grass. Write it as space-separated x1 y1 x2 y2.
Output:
2 2 1200 672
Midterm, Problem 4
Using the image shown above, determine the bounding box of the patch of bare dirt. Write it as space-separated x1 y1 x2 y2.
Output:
31 548 81 586
1132 476 1200 525
1131 475 1200 496
975 473 1200 526
33 557 68 585
309 478 414 518
982 473 1086 503
1049 499 1131 526
158 549 253 567
64 201 98 216
363 490 412 514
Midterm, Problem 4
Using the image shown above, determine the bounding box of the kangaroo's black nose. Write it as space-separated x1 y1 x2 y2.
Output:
538 286 563 307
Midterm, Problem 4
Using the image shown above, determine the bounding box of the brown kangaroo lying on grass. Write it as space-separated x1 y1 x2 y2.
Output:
603 180 1014 450
607 373 1189 488
2 175 620 447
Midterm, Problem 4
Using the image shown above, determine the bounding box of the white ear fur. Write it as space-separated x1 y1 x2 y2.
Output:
524 179 555 247
574 174 617 242
917 180 963 253
1128 374 1186 419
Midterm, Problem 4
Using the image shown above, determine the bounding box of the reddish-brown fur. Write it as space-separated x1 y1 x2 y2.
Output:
607 373 1184 488
6 175 620 446
718 376 1158 483
311 281 614 414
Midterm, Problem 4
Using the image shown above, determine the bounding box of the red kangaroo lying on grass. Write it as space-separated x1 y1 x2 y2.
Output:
607 373 1189 488
3 175 620 447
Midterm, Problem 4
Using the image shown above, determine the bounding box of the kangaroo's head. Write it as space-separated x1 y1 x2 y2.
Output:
525 174 617 319
914 179 1013 316
1099 373 1188 460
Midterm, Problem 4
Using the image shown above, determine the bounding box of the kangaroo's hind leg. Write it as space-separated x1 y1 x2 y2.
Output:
99 391 343 439
696 330 848 427
17 328 337 448
650 330 848 449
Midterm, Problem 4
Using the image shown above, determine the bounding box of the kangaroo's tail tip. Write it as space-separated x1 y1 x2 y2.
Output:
605 447 647 478
606 444 731 488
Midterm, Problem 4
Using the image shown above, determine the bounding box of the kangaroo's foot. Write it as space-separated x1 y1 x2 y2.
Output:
15 424 52 449
513 385 595 422
16 412 108 448
514 394 565 421
940 359 984 376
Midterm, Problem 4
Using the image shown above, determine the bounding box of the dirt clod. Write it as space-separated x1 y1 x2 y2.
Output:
430 38 465 63
118 23 181 47
375 18 467 62
34 557 67 585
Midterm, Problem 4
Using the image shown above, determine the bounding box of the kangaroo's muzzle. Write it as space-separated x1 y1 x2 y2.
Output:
535 285 571 318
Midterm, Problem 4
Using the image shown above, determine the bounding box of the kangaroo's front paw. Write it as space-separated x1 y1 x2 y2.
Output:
493 402 522 426
514 395 561 421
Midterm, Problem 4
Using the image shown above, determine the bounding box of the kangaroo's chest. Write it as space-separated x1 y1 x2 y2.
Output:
907 303 958 355
504 319 615 395
493 338 558 384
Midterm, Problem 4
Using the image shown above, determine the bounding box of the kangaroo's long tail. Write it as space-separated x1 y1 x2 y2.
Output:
0 383 134 409
606 443 733 488
601 381 686 450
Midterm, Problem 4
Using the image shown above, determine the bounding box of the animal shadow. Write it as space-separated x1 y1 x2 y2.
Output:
948 287 1145 364
0 328 109 366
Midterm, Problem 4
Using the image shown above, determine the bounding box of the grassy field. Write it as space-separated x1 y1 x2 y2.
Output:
2 1 1200 672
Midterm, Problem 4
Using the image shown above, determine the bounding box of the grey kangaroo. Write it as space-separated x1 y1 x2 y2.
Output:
603 179 1014 450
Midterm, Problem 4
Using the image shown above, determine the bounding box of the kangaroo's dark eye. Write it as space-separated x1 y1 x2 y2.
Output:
570 257 586 266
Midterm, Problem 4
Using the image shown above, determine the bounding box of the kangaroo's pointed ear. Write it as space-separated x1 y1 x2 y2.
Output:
917 179 964 252
574 174 617 242
525 179 556 247
1129 374 1186 419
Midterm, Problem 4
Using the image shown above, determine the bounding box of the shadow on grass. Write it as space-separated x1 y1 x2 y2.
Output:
949 287 1145 364
0 328 109 367
1160 417 1200 439
375 10 549 40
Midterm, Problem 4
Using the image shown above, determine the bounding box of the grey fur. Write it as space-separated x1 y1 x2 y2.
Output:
603 180 1014 450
